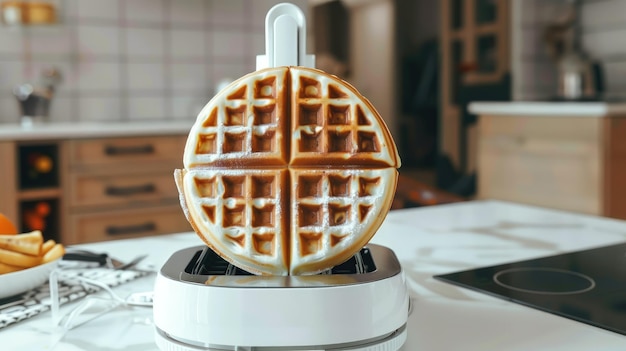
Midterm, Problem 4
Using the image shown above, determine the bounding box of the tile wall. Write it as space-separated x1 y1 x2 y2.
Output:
581 0 626 98
512 0 626 101
0 0 308 124
510 0 570 101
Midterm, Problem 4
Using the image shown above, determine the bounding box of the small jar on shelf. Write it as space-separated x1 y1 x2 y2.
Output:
1 0 58 26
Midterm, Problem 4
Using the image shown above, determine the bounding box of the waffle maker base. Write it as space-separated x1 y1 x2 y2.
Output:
153 244 409 351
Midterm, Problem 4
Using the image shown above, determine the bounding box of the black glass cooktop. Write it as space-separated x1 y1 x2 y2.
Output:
434 242 626 335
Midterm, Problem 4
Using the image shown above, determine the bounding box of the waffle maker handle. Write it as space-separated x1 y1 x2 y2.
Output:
256 3 315 70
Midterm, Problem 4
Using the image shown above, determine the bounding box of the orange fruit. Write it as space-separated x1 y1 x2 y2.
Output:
24 211 45 231
0 213 18 234
34 155 53 173
35 202 51 216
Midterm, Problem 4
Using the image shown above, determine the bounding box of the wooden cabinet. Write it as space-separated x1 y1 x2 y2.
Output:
69 206 188 244
0 141 65 241
440 0 510 171
0 134 192 244
477 113 626 219
64 135 190 244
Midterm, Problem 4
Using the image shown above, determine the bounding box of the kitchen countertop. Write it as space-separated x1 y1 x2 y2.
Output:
2 200 626 350
469 101 626 117
0 121 192 141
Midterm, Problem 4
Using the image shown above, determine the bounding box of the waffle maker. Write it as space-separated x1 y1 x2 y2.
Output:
153 4 409 350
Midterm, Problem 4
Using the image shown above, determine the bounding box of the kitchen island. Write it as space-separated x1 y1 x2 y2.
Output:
1 200 626 350
469 101 626 219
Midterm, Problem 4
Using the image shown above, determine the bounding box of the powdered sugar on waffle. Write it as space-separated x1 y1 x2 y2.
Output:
176 66 400 275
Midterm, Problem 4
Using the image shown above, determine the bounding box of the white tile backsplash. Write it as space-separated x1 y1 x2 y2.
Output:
171 95 208 120
209 0 247 27
78 25 121 57
251 32 266 58
579 0 626 97
0 96 20 123
79 96 122 122
517 0 573 25
582 30 626 59
48 94 77 122
211 63 251 90
125 27 165 60
27 28 74 59
77 62 121 91
511 0 570 100
0 60 25 92
124 0 166 26
170 63 208 92
513 0 626 99
169 0 207 27
77 0 120 23
169 29 207 61
61 0 79 22
29 58 79 92
128 96 166 119
0 28 24 57
581 0 626 30
603 61 626 92
211 30 248 59
126 62 166 91
0 0 309 123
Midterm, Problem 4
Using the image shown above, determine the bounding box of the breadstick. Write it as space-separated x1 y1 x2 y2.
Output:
42 243 65 263
0 231 43 256
0 262 23 274
0 247 41 268
0 240 41 256
0 230 43 243
41 239 56 255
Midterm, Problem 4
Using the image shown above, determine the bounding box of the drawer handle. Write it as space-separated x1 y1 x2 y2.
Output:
104 144 155 156
105 184 156 196
106 222 156 236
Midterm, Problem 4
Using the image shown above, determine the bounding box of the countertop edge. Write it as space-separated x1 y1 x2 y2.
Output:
0 121 193 141
468 102 626 117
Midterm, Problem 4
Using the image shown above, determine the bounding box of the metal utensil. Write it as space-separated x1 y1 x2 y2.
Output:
63 250 147 270
114 254 148 270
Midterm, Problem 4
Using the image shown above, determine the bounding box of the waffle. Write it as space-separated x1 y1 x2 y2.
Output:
176 66 400 275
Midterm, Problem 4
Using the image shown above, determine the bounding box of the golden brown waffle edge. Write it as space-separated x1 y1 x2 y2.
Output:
176 66 401 275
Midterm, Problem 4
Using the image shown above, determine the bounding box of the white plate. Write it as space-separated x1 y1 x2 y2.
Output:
0 259 60 299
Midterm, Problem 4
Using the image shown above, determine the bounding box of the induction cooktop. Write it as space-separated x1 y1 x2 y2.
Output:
434 242 626 335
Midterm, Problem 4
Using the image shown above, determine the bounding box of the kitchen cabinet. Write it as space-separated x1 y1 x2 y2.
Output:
0 122 193 244
0 140 64 240
440 0 510 171
471 102 626 219
64 135 189 244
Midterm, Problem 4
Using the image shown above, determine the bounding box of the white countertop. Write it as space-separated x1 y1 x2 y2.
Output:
2 200 626 350
469 101 626 117
0 121 192 141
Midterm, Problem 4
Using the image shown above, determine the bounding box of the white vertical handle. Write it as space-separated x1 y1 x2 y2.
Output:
273 15 298 67
256 3 315 69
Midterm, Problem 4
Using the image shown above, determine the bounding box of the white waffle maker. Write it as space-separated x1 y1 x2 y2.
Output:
153 4 409 350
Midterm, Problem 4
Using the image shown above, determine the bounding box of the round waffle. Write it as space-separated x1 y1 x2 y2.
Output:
175 66 400 275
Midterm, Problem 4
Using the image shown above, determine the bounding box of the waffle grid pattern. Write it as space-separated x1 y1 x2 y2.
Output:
189 170 284 265
180 67 399 275
193 73 284 164
290 70 388 165
292 170 382 259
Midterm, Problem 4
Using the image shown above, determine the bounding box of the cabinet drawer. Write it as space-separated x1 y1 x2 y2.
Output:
69 173 178 207
478 137 601 214
480 115 601 142
68 206 191 244
69 136 185 167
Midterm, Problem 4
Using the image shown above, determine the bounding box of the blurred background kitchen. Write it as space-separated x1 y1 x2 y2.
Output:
0 0 625 244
